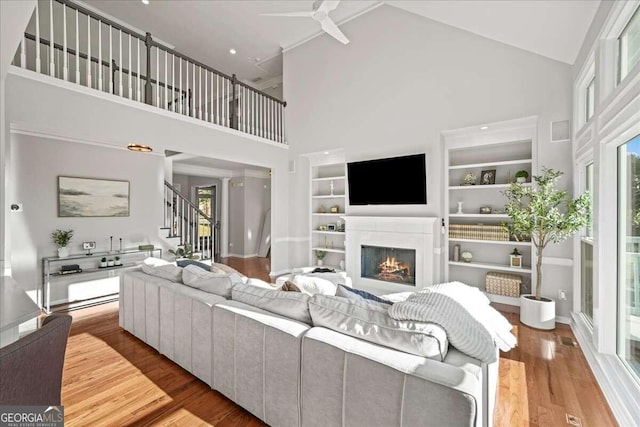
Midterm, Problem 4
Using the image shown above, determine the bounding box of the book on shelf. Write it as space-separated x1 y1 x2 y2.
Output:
58 268 83 275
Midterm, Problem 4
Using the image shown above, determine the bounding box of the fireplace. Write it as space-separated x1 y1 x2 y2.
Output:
345 216 437 293
361 245 416 286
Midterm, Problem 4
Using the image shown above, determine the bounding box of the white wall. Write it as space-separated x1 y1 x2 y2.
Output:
284 5 575 314
228 176 271 257
7 133 165 301
4 67 290 275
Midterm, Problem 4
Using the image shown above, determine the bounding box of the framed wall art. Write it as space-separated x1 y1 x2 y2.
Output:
58 176 130 217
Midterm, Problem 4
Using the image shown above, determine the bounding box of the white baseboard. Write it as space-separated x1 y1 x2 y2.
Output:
556 315 571 325
571 313 640 426
226 253 259 259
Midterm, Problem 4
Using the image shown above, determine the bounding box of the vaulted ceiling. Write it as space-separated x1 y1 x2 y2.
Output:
82 0 600 84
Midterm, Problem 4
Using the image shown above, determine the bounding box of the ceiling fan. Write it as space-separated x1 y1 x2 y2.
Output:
261 0 349 45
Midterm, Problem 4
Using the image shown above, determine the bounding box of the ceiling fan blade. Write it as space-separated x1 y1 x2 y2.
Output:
319 17 349 44
317 0 341 14
260 11 314 17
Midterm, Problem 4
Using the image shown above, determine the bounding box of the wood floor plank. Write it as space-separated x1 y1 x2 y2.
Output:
56 257 616 426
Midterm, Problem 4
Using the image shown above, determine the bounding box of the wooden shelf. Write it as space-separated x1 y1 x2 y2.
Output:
449 213 510 219
448 238 532 247
449 183 531 190
448 159 532 170
312 176 345 182
312 231 345 235
312 194 346 199
312 247 345 254
448 260 531 274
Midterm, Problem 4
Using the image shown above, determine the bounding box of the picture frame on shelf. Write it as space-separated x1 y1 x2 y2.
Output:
327 223 337 231
480 170 496 185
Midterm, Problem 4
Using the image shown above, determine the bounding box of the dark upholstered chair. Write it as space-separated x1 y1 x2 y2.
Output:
0 314 72 405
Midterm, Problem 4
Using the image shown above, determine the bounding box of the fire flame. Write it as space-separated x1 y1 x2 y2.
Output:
377 256 412 283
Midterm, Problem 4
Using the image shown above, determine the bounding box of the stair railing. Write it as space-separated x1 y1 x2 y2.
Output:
15 0 287 143
164 180 215 261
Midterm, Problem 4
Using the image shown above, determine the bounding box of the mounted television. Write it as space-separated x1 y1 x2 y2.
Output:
347 153 427 205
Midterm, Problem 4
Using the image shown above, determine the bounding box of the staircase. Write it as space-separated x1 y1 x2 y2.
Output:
162 181 216 261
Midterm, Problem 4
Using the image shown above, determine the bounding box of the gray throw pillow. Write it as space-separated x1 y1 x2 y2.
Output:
141 263 183 283
232 283 311 324
309 294 448 361
182 264 242 298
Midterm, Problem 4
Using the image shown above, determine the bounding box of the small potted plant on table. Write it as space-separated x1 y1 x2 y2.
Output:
169 243 200 260
315 250 327 266
52 229 73 258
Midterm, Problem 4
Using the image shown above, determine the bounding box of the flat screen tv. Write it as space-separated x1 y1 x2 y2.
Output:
347 153 427 205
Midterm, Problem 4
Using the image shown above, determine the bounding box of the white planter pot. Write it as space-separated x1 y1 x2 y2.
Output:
516 177 527 183
58 247 70 258
316 259 324 266
520 294 555 330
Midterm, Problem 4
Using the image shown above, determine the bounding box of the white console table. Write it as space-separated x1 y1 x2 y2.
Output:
42 247 161 313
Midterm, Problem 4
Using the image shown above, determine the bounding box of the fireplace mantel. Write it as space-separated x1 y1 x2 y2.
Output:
344 216 438 294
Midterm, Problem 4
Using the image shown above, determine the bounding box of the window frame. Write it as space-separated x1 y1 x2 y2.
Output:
617 6 640 85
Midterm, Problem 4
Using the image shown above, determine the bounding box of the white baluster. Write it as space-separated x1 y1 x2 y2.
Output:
156 47 160 107
186 61 190 116
127 34 132 99
49 0 55 76
109 26 113 94
62 5 67 78
216 74 220 125
98 21 102 90
209 72 213 122
75 10 80 83
20 34 26 68
204 68 208 121
199 67 202 120
86 14 91 87
172 54 175 112
35 2 41 73
192 62 195 116
179 58 183 114
136 37 142 102
164 50 168 110
119 30 123 96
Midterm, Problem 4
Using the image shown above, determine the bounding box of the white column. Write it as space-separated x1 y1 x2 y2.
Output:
164 157 173 184
220 178 230 258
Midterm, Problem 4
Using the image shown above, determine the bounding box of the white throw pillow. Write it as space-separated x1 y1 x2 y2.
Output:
291 275 337 295
232 283 311 324
182 264 242 298
141 263 182 283
309 294 449 361
246 278 275 289
143 257 171 267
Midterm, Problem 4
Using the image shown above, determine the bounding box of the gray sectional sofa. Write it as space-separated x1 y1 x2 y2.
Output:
120 266 498 427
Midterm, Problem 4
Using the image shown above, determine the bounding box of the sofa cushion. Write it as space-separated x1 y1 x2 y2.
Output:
291 275 338 295
141 264 183 283
182 264 242 298
177 259 211 271
232 283 311 324
211 262 241 275
309 294 448 361
335 285 393 305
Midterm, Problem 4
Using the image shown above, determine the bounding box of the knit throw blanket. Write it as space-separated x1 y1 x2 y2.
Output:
388 282 517 363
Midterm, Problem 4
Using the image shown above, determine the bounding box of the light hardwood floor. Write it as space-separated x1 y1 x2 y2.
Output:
60 257 616 426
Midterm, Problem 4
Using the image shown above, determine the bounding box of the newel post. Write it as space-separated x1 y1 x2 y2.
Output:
231 74 238 129
144 32 153 105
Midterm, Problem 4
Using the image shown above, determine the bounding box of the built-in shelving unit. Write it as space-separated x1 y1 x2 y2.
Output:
442 116 538 305
309 157 347 268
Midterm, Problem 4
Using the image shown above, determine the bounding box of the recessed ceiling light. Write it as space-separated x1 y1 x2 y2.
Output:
229 48 237 55
141 0 149 5
324 151 329 155
128 143 153 152
480 126 489 130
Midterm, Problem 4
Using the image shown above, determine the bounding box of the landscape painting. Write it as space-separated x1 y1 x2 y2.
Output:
58 176 130 217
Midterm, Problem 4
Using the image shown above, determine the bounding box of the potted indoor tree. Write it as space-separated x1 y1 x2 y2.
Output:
52 229 74 258
503 168 590 329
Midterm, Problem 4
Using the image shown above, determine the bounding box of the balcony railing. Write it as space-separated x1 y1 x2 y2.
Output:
14 0 286 143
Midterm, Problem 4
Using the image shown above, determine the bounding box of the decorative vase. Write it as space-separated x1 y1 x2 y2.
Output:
339 260 345 270
100 261 107 268
520 295 555 330
461 251 472 263
457 202 464 214
108 260 115 267
58 247 70 258
317 259 324 266
516 177 527 183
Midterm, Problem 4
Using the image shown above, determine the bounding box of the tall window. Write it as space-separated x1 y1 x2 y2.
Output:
581 163 594 321
618 134 640 379
618 6 640 84
586 78 595 122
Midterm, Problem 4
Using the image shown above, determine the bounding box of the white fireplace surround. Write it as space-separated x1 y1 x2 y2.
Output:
345 216 438 294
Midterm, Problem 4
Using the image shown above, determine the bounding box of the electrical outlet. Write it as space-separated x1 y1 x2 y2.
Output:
559 290 567 300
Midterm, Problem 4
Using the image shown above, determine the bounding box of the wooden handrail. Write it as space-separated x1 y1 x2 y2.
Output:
164 180 213 225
